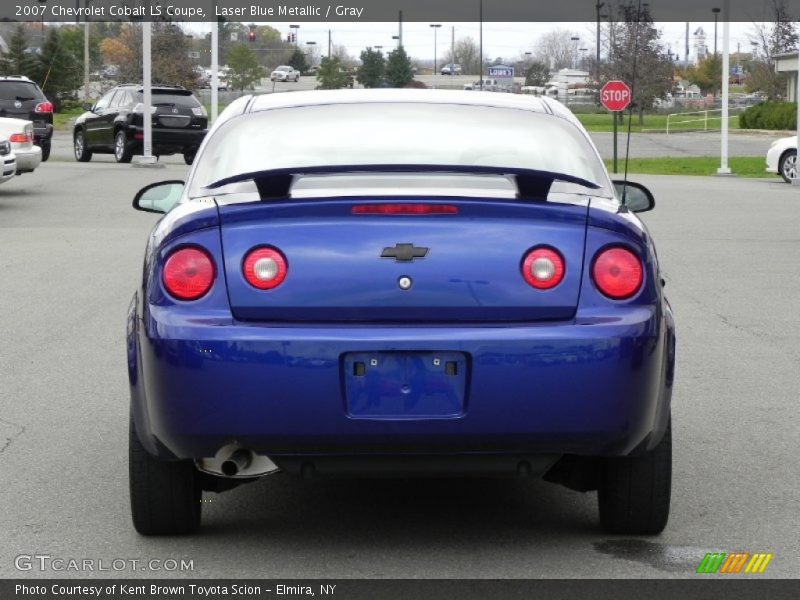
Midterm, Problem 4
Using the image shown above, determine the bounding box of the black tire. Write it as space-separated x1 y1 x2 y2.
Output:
114 129 133 164
598 417 672 535
40 141 51 162
779 149 797 184
73 129 92 162
129 411 201 535
183 151 196 166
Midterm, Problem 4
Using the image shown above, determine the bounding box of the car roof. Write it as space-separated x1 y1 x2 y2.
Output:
0 75 34 82
245 89 580 127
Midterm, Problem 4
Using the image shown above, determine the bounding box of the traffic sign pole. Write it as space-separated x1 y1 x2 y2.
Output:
613 113 618 173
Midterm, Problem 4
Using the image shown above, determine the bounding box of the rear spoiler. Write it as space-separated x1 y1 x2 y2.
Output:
204 165 601 201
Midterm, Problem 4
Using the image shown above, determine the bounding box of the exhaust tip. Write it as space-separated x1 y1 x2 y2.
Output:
221 449 253 477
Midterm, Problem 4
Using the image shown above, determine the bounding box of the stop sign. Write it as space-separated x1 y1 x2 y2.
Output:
600 80 632 112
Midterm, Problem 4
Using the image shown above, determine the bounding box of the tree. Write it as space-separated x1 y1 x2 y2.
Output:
315 56 349 89
0 25 38 78
524 61 550 87
287 48 309 73
534 29 581 71
356 47 385 88
385 46 413 88
37 28 83 110
443 37 480 75
685 55 721 95
602 3 674 124
331 44 357 69
748 0 799 99
226 44 263 92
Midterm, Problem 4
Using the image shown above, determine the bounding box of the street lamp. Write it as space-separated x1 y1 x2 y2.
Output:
570 36 580 69
595 2 605 83
392 35 400 48
712 8 720 56
290 24 299 47
305 40 316 68
750 40 759 61
430 24 442 75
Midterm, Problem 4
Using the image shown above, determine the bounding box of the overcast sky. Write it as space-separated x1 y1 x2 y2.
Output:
188 21 761 62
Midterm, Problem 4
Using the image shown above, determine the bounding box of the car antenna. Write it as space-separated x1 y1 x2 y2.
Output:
621 0 644 206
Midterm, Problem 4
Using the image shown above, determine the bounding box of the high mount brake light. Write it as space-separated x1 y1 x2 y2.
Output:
243 247 288 290
162 247 215 301
351 204 458 215
592 246 643 300
522 247 565 290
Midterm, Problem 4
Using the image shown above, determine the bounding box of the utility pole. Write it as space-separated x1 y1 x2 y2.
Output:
595 2 604 83
328 29 331 57
685 22 689 66
451 27 455 73
211 5 219 123
717 0 731 176
83 0 91 102
430 24 441 75
479 0 483 90
398 10 403 47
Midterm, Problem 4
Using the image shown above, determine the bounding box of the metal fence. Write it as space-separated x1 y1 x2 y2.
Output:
662 107 746 134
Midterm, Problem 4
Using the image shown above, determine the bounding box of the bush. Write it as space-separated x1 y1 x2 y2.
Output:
740 102 797 130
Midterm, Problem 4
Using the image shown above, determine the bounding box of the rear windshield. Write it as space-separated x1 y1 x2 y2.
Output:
133 90 200 107
190 103 610 196
0 81 44 101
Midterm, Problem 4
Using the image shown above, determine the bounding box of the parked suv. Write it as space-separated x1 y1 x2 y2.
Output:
72 84 208 165
0 76 54 161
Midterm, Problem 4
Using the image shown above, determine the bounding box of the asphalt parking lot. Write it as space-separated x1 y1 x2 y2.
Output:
1 160 798 578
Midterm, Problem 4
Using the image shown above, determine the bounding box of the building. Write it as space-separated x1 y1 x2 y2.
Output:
774 51 799 102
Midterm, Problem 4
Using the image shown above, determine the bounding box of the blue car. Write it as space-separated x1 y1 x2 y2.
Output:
128 90 675 536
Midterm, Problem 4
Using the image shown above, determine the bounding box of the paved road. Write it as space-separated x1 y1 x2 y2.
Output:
1 163 798 578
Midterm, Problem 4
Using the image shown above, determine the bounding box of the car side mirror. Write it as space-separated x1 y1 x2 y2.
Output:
133 181 185 214
82 102 94 112
612 180 655 213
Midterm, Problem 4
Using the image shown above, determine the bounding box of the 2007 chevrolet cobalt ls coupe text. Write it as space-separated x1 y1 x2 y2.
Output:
127 90 676 536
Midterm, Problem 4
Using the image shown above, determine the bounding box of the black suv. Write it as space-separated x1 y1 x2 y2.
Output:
0 76 54 161
73 84 208 165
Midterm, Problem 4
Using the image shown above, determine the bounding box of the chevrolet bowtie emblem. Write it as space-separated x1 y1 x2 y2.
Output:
381 243 429 262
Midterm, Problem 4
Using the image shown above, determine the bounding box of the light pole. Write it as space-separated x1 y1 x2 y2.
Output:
579 48 588 71
595 2 604 83
392 35 400 48
570 36 580 69
712 8 720 56
290 24 299 47
306 41 316 69
430 24 442 75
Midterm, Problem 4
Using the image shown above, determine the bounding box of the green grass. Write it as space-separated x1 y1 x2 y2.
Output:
53 107 84 130
577 112 741 133
604 156 769 178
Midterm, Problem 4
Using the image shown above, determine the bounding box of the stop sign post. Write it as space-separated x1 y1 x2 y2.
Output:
600 81 632 174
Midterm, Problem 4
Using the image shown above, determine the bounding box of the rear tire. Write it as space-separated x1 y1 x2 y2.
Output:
40 141 51 162
598 417 672 535
114 130 133 164
129 411 201 535
779 149 797 184
73 130 92 162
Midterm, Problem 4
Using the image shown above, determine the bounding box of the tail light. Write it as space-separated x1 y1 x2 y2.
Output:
9 133 31 143
351 204 458 215
243 247 287 290
592 246 643 300
34 101 53 114
521 247 564 290
162 247 215 301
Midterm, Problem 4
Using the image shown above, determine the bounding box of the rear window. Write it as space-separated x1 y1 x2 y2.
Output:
0 81 44 101
133 90 200 108
190 103 610 196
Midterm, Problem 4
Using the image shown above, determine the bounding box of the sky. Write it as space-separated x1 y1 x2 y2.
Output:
187 21 761 63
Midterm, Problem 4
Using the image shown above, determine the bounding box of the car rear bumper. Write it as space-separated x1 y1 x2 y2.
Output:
130 301 675 463
13 146 41 173
129 125 207 151
33 123 53 145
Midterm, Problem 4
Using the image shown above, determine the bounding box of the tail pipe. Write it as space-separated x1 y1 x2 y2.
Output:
221 449 253 477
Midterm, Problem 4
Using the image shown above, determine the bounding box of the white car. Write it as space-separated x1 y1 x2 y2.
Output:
0 118 41 175
270 65 300 82
766 136 797 183
0 136 17 185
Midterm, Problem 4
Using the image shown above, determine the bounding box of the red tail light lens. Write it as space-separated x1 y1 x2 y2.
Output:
9 133 31 143
162 247 215 301
522 247 565 289
35 101 54 114
351 204 458 215
243 247 287 290
592 246 643 300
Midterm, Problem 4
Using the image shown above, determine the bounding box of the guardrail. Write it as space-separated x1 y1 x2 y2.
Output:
663 107 745 134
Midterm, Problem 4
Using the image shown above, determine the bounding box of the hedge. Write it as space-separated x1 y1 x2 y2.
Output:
739 102 797 130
